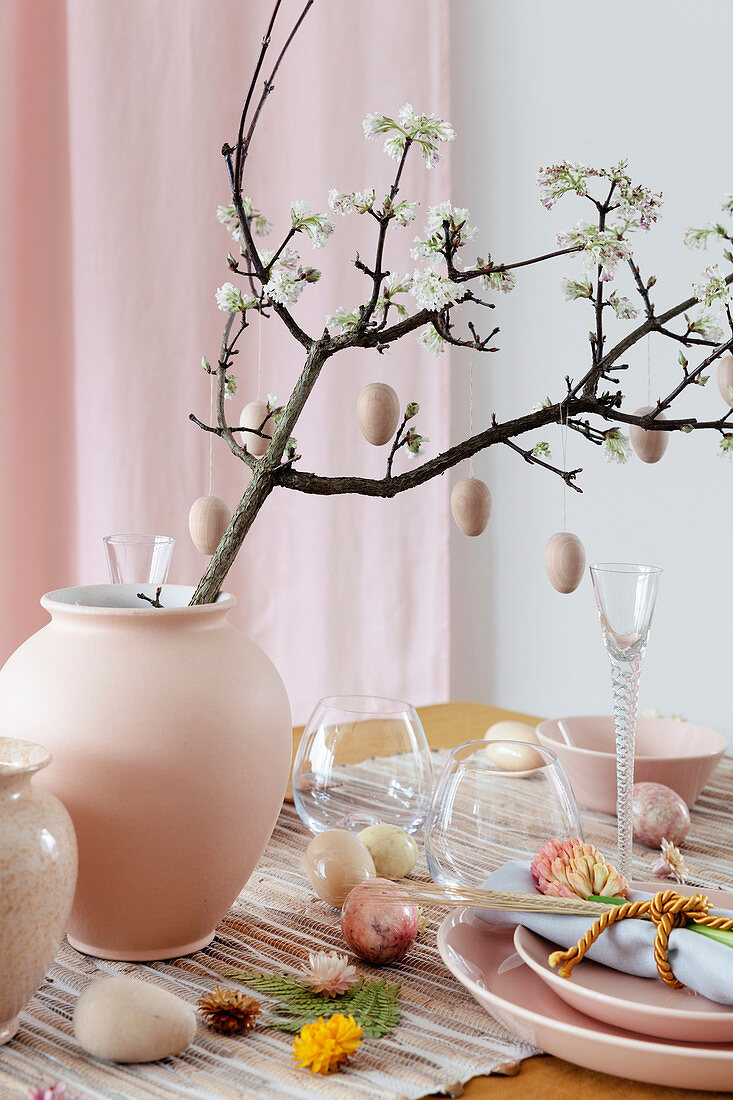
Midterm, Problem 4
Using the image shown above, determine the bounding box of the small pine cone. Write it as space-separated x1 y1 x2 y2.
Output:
197 986 261 1035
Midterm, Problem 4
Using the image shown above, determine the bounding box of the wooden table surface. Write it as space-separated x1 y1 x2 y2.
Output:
293 701 724 1100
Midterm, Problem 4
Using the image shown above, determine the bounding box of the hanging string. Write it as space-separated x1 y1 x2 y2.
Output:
468 350 475 479
208 374 215 497
257 309 263 402
560 404 569 532
647 333 652 405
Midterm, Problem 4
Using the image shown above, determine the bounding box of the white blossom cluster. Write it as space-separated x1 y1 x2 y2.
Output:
327 274 411 335
608 291 638 320
683 224 728 250
411 201 477 262
363 103 455 168
416 323 445 356
261 247 321 306
480 268 516 294
561 275 593 301
328 188 376 216
216 200 272 240
557 222 633 282
409 268 461 311
290 201 334 249
721 435 733 460
215 282 258 312
404 427 429 457
693 263 731 308
686 310 726 343
603 428 631 464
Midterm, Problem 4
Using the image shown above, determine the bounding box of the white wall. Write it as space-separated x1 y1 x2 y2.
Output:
449 0 733 743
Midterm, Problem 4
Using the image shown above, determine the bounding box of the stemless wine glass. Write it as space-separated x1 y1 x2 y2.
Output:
590 563 662 881
292 695 433 835
103 534 175 585
424 740 583 887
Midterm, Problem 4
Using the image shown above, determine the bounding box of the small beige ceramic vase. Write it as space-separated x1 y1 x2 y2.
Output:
0 738 77 1044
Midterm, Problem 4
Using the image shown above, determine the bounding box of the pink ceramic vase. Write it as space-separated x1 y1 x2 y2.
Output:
0 585 292 961
0 737 77 1043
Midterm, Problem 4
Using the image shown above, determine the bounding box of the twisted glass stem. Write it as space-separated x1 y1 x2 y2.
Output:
610 657 641 882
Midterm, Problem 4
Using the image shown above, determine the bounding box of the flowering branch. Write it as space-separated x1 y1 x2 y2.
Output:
188 5 733 605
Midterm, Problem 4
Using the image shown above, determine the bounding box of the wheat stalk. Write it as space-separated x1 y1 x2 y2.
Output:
357 881 614 915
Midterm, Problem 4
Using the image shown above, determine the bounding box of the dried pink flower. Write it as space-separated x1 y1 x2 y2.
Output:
301 951 359 996
29 1084 83 1100
652 838 688 884
531 837 629 900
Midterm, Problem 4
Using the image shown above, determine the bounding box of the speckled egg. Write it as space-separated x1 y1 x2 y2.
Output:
357 825 418 880
633 782 690 848
341 878 419 965
305 829 376 909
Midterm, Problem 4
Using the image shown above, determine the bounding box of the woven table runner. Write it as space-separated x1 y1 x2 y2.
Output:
1 752 732 1100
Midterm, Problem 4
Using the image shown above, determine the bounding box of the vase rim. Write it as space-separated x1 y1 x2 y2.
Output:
40 584 236 617
0 736 51 778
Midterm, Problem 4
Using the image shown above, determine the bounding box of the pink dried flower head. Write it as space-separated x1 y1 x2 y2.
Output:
531 837 629 900
652 838 688 884
29 1084 83 1100
301 951 359 996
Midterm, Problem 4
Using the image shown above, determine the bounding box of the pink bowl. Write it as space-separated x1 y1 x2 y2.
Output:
536 715 726 813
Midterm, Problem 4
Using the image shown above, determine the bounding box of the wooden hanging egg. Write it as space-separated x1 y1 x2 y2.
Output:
357 383 400 446
629 405 669 464
450 478 492 536
239 400 274 458
188 496 230 555
717 355 733 406
545 531 586 594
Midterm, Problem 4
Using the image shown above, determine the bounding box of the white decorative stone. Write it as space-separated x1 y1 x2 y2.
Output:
73 976 197 1063
357 824 418 880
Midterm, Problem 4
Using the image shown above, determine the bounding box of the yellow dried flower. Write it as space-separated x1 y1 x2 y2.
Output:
291 1013 363 1074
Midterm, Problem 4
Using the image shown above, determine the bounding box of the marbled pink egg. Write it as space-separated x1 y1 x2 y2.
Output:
340 878 418 965
633 782 690 848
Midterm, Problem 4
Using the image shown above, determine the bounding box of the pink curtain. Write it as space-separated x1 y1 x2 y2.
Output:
0 0 451 722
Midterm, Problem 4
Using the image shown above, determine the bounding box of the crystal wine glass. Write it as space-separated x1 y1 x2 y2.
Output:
103 534 175 585
424 740 583 887
292 695 433 834
590 563 662 881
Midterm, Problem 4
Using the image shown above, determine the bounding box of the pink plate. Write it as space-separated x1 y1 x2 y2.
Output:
438 906 733 1091
514 924 733 1043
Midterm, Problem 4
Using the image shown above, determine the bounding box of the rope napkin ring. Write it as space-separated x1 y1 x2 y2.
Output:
548 889 733 989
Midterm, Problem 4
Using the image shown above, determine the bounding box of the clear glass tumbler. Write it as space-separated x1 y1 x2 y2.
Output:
590 563 661 881
424 740 583 887
292 695 433 835
103 534 175 585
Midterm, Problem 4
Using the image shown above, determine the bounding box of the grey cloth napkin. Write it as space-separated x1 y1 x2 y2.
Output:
477 861 733 1006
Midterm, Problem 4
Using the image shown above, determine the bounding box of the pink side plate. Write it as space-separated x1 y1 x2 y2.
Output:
438 902 733 1091
513 923 733 1043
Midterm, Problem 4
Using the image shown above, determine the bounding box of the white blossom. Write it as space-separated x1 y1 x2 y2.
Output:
693 263 732 307
290 201 335 248
720 435 733 460
409 269 461 311
686 310 726 343
652 838 688 884
411 201 477 263
301 951 358 996
326 305 361 333
608 291 638 320
215 282 257 312
328 188 376 216
389 199 420 227
561 275 593 301
417 323 445 356
224 374 237 398
405 428 428 457
537 161 596 210
481 268 516 294
557 221 633 281
363 103 455 168
723 195 733 215
216 200 271 240
603 428 631 464
260 247 321 306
